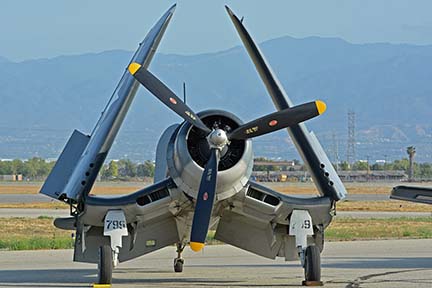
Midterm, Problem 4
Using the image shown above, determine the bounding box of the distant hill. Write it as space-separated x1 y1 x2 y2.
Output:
0 56 10 63
0 36 431 162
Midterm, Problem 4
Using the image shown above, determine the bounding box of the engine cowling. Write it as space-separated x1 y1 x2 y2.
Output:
167 110 253 200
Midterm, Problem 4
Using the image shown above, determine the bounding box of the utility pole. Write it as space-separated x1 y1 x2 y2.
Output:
346 110 356 168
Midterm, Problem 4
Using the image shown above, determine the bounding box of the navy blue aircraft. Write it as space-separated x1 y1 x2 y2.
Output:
40 4 347 286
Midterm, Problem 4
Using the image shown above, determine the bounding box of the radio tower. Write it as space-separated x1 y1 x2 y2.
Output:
332 131 339 172
346 110 356 166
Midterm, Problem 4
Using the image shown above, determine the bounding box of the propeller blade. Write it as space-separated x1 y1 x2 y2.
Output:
228 100 326 140
128 63 211 133
190 148 220 252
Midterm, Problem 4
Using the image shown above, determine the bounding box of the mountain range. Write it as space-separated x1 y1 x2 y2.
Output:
0 36 431 162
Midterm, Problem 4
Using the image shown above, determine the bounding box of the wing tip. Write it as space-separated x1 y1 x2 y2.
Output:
168 3 177 14
225 5 236 18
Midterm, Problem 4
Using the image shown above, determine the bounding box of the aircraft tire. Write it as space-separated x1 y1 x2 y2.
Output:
304 245 321 282
174 258 184 273
98 245 113 284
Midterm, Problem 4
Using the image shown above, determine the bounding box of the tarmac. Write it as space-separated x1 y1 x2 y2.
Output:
0 239 431 288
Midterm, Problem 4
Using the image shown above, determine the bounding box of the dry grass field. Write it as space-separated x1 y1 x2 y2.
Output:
3 217 69 239
0 182 146 195
326 217 432 241
269 183 396 195
0 181 408 195
0 202 69 209
0 217 73 250
0 181 431 212
337 200 432 212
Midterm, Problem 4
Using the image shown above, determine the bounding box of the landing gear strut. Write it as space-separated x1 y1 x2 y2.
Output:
98 245 113 284
174 242 185 272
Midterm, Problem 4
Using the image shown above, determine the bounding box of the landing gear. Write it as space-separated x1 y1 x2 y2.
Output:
174 258 184 272
97 245 113 284
174 242 185 273
302 245 322 286
289 210 323 286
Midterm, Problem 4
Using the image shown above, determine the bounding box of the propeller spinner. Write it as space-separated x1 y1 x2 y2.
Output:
128 62 327 252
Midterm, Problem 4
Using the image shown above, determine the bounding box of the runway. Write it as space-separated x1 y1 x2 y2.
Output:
0 239 431 287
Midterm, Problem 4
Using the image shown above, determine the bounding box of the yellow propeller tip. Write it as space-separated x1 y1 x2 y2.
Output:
190 242 205 252
128 62 142 75
315 100 327 115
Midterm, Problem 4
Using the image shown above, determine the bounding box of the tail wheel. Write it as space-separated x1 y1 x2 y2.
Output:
174 258 184 273
304 245 321 283
98 245 113 284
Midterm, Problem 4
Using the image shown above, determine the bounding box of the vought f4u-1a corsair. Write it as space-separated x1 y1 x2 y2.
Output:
40 4 347 286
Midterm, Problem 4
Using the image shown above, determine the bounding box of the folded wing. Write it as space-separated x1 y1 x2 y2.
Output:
391 185 432 205
40 5 176 202
226 6 346 201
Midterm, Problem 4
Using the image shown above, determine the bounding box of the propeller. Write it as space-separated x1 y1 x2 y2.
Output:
128 62 327 251
190 147 220 251
228 101 326 140
128 63 211 134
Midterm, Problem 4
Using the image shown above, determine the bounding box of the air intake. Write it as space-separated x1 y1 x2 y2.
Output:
246 187 280 206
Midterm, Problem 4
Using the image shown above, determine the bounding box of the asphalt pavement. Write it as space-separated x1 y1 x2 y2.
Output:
0 239 431 287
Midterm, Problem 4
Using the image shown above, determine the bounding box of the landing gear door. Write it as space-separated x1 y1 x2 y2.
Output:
289 210 314 249
104 210 128 266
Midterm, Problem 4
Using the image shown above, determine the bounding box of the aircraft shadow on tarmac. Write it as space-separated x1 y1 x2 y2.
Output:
0 268 247 287
322 257 432 269
188 257 432 269
0 269 93 287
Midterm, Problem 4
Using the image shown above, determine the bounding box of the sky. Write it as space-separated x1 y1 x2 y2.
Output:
1 0 432 61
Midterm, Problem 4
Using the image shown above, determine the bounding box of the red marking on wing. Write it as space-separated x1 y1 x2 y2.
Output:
203 192 208 201
269 120 278 127
169 97 177 105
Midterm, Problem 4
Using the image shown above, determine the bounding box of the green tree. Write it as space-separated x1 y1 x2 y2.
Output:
117 159 137 178
22 157 49 180
137 161 155 177
352 161 369 171
417 163 432 179
392 159 409 171
339 161 350 171
0 161 9 174
370 163 384 171
10 159 24 174
102 161 119 179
